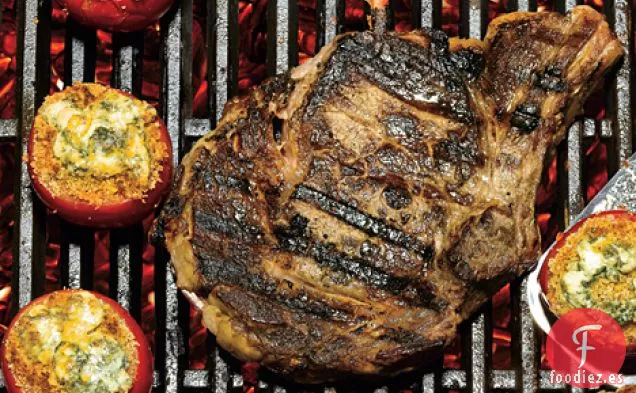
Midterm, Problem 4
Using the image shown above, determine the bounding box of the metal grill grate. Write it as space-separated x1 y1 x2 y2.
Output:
0 0 633 392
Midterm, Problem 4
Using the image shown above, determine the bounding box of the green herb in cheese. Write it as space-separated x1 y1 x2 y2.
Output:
30 83 169 206
5 291 138 393
561 237 636 325
55 339 131 393
45 92 151 183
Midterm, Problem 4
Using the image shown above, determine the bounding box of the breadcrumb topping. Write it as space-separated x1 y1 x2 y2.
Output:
4 291 139 393
547 213 635 347
30 83 168 205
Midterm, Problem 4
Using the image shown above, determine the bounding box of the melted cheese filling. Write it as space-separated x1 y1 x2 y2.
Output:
6 292 137 393
556 228 636 325
30 83 169 205
44 92 151 184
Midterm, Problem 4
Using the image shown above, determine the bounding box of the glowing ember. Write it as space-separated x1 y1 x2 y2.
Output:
0 141 13 326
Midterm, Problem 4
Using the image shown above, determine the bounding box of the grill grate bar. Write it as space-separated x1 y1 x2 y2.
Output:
14 0 43 309
565 0 578 11
268 0 289 75
160 3 184 392
422 0 433 29
563 0 584 226
600 118 613 138
182 0 194 118
469 311 491 393
64 21 96 85
491 370 515 389
413 0 439 29
110 33 143 313
185 118 212 137
60 223 95 291
441 369 466 389
163 266 180 393
184 370 209 388
112 34 138 93
212 0 229 122
613 0 633 163
463 0 486 39
211 338 231 393
519 279 539 393
539 371 566 390
516 0 536 11
69 34 84 81
267 0 298 75
421 373 435 393
324 0 338 45
213 347 230 393
262 2 297 392
228 0 240 99
566 120 584 222
231 373 243 389
584 118 598 138
61 21 96 291
111 229 132 310
316 0 338 50
66 242 82 290
0 119 17 139
427 0 440 29
207 0 240 386
316 5 338 393
164 7 184 170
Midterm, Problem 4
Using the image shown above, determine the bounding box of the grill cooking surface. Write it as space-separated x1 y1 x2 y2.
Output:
1 0 633 392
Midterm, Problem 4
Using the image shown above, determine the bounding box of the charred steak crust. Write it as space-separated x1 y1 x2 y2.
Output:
152 6 623 383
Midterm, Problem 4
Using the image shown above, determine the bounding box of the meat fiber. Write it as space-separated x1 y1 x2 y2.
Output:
152 6 623 383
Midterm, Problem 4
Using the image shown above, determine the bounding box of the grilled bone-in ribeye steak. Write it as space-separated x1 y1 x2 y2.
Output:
152 6 623 383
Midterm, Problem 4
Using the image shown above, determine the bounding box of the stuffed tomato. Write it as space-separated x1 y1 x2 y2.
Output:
27 82 172 228
540 210 636 351
0 290 153 393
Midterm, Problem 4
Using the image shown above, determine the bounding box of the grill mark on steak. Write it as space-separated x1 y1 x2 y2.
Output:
194 244 358 322
449 48 485 80
209 174 251 193
307 243 439 308
193 246 254 289
292 185 434 260
274 215 439 308
194 210 263 240
217 287 355 324
304 31 477 124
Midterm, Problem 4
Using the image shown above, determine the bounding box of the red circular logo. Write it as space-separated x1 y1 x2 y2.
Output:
546 308 626 388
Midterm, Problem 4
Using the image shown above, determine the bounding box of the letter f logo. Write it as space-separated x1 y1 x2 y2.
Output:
572 325 602 368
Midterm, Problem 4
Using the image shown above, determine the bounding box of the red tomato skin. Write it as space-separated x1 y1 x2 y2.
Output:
0 290 153 393
539 210 636 353
61 0 174 32
27 87 173 229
